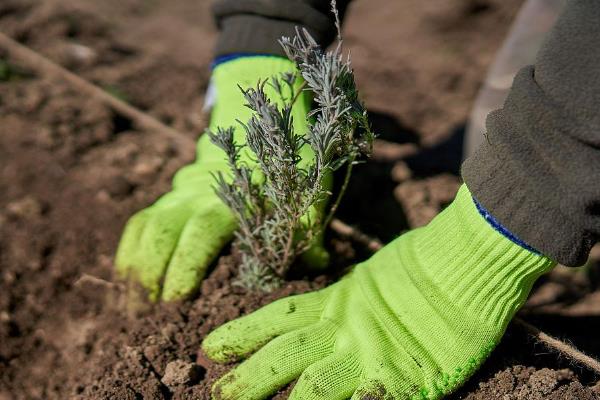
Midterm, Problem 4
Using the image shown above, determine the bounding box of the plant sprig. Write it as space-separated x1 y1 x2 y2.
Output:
209 22 373 292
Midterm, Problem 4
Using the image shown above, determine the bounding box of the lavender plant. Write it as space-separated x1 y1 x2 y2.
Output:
208 21 373 291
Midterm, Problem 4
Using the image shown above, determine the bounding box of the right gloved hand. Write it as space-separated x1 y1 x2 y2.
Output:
115 56 327 303
202 185 556 399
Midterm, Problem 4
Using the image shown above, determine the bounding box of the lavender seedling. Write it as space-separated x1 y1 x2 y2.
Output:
208 23 373 292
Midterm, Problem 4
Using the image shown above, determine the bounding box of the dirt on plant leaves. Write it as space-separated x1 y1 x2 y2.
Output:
1 0 600 399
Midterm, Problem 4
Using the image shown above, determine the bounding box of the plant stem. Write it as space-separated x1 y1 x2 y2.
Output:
322 155 355 233
280 224 296 276
290 81 308 108
514 317 600 374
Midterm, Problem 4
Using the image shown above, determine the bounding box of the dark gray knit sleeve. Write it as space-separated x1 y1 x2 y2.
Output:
212 0 352 57
462 0 600 267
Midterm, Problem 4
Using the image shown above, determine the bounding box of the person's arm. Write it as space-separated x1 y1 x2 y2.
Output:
463 0 600 267
212 0 353 57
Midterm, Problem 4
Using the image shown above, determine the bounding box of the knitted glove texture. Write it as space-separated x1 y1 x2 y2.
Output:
203 185 555 399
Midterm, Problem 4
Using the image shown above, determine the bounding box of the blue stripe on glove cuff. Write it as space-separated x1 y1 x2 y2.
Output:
472 196 541 255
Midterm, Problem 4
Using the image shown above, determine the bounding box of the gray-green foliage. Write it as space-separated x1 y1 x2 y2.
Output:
208 27 373 291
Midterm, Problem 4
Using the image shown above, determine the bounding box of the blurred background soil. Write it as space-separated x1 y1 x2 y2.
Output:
1 0 599 398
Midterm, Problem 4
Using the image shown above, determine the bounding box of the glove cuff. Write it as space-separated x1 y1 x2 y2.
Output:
411 184 556 331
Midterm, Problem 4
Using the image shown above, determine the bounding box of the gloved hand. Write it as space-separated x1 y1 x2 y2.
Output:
115 56 327 302
202 185 555 399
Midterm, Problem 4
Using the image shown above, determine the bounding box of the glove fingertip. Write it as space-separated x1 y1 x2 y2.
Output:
210 370 238 400
201 329 244 364
161 280 196 302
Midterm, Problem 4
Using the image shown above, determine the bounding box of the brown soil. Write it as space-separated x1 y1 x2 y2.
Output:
1 0 599 399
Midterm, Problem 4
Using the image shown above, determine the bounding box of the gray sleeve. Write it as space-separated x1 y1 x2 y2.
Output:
212 0 352 57
462 0 600 266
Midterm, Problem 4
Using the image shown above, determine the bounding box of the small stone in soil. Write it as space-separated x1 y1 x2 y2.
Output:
6 196 44 219
161 360 203 389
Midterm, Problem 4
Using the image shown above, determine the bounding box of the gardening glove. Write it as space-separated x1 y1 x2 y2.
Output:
203 184 556 399
115 56 328 302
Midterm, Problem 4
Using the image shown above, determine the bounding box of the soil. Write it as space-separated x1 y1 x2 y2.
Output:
1 0 599 399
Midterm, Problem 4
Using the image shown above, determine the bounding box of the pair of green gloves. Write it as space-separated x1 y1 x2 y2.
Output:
115 57 555 399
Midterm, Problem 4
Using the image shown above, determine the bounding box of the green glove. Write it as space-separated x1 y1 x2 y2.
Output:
115 56 325 302
202 184 555 399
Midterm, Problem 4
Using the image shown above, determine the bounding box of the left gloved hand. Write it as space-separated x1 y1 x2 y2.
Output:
115 56 328 302
202 184 555 399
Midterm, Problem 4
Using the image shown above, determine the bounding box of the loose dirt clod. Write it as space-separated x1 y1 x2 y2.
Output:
162 360 203 388
465 366 600 400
